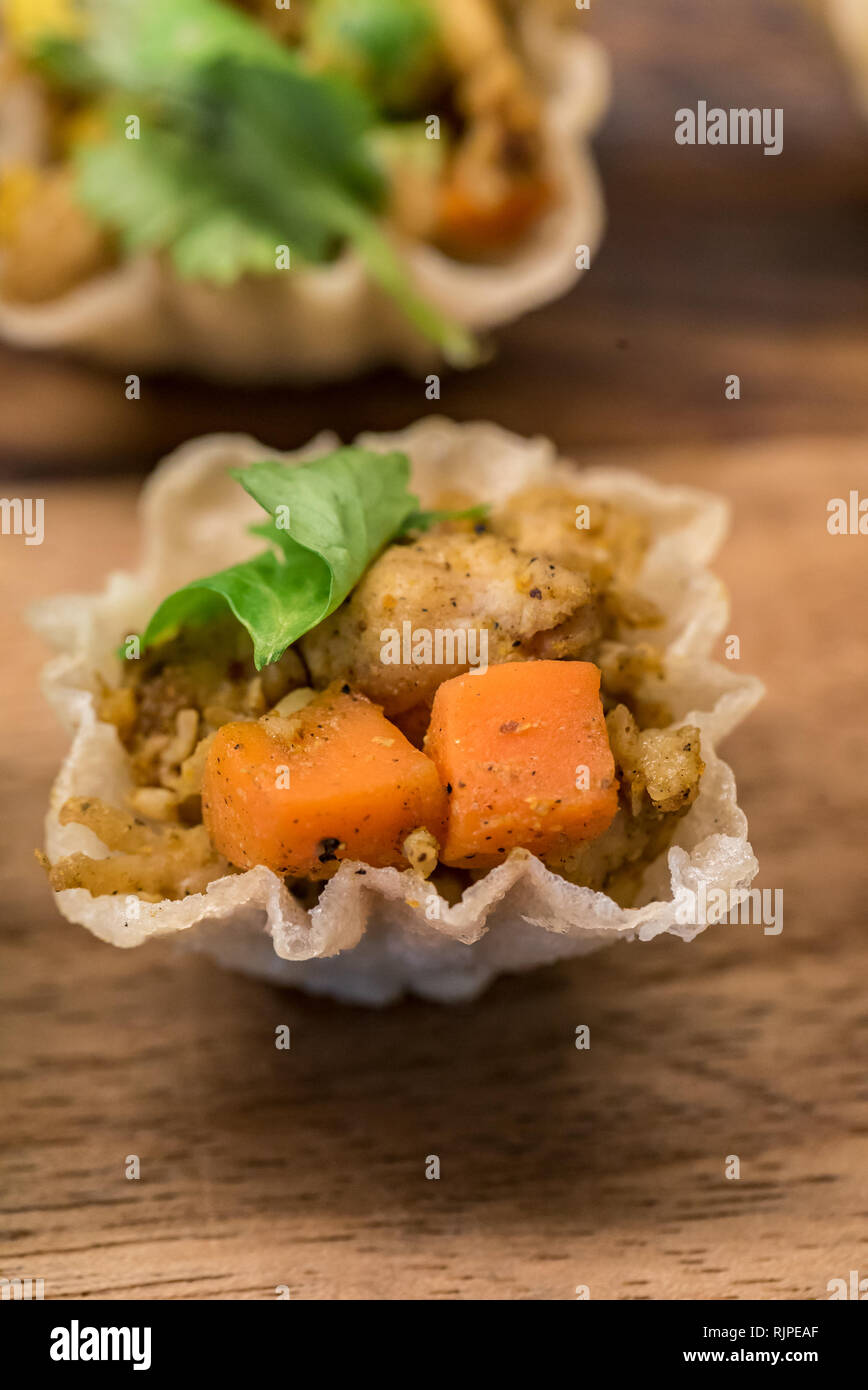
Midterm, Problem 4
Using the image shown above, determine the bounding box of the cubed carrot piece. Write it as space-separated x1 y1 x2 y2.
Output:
202 687 447 877
425 661 618 869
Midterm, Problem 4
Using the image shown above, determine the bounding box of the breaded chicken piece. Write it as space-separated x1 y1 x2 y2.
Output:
300 530 592 716
544 705 704 904
491 485 650 585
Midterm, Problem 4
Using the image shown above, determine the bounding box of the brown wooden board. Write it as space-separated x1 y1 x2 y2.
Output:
2 434 866 1300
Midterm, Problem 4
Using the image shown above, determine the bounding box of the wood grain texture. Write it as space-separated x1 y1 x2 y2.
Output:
1 0 867 1304
1 435 867 1300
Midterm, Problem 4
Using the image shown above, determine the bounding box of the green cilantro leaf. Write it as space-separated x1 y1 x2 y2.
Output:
140 447 490 668
142 448 416 669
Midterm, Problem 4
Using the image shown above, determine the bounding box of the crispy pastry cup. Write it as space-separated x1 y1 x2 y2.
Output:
32 419 764 1004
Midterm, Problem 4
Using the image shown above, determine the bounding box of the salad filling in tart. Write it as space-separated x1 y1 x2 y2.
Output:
34 422 761 1004
0 0 608 377
46 461 702 905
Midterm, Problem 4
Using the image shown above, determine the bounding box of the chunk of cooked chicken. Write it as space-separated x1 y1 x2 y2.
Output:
491 485 650 585
606 704 704 816
300 530 593 716
544 704 704 904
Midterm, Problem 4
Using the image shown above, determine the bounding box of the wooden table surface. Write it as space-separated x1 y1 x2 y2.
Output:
2 0 868 1301
2 435 867 1301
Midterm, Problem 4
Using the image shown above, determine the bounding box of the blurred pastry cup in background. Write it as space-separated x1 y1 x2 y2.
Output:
0 0 609 381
